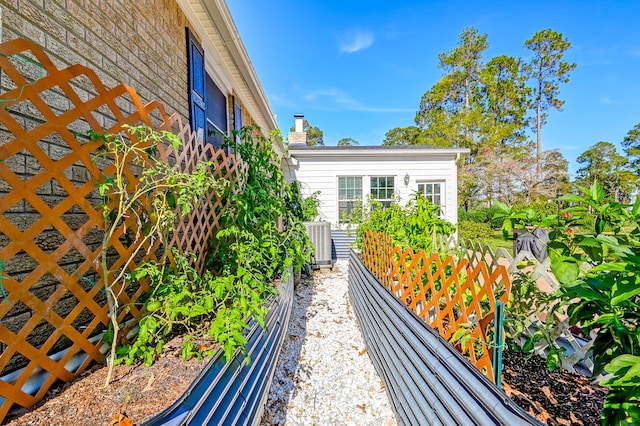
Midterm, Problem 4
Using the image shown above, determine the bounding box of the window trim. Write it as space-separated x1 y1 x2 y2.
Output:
370 175 395 208
417 180 445 216
337 175 363 223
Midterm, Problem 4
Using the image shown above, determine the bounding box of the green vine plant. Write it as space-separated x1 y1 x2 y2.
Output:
114 126 312 369
121 249 252 365
90 125 226 386
208 127 313 283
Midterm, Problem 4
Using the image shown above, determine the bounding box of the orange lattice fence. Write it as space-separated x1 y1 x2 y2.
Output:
361 230 511 383
0 38 243 420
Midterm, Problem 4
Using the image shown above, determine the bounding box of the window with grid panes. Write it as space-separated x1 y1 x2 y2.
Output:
417 182 443 215
338 176 362 222
370 176 394 208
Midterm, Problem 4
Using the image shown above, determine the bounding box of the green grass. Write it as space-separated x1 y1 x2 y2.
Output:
485 229 513 254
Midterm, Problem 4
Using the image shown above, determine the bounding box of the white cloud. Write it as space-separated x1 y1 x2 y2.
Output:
302 87 413 113
338 30 374 53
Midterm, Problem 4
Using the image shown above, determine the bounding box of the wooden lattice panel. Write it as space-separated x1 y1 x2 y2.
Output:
361 230 393 288
438 235 597 375
361 231 511 383
0 38 240 419
163 115 247 275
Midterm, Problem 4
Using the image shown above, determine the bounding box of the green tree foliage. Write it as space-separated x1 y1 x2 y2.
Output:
382 126 438 146
415 27 489 153
337 137 359 146
623 122 640 176
410 26 576 209
576 141 637 202
480 55 531 149
290 119 324 146
524 29 576 181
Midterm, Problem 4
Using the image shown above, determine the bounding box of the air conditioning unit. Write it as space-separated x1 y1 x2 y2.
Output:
304 221 333 268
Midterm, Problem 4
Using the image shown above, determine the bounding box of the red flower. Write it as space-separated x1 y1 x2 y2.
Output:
563 212 570 219
567 228 574 234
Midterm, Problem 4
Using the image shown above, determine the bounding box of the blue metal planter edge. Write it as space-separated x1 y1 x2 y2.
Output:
143 268 294 426
348 250 542 426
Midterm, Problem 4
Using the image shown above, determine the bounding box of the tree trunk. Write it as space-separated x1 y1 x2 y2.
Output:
536 66 543 184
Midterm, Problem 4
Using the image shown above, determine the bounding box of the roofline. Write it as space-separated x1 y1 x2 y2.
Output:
289 146 471 158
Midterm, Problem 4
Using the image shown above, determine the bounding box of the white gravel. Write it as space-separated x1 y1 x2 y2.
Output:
261 260 397 426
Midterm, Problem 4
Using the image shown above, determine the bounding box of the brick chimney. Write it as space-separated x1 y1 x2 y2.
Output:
288 114 307 146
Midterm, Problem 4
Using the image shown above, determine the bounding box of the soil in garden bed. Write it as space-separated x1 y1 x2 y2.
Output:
5 336 210 426
3 332 608 425
502 348 608 426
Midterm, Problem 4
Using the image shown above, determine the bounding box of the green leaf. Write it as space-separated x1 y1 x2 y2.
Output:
611 278 640 306
576 236 601 248
551 258 580 286
590 181 606 202
141 220 153 236
603 355 640 386
547 352 559 370
166 190 176 209
522 336 535 353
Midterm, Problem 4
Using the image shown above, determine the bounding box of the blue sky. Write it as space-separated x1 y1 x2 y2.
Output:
228 0 640 176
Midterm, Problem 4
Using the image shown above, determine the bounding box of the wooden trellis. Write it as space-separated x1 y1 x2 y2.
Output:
437 235 597 375
0 38 244 420
361 230 511 383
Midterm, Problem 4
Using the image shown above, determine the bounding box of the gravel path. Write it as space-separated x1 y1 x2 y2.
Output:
261 261 397 426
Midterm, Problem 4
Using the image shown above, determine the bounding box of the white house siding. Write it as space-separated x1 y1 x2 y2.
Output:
289 147 469 227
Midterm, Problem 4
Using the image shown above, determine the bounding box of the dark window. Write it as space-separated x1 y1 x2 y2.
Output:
206 73 227 149
186 28 228 149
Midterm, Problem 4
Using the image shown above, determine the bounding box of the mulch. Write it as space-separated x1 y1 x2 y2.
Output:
502 348 607 426
5 336 209 426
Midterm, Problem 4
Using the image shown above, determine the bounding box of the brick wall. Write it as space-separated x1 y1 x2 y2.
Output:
1 0 190 119
0 0 195 374
0 0 272 376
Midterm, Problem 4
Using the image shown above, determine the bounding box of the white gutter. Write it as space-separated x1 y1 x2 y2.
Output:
289 147 470 159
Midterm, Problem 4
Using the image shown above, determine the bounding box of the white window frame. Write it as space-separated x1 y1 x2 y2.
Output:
338 176 363 223
370 176 395 208
417 181 445 216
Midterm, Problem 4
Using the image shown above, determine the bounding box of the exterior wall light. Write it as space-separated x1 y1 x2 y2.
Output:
404 173 410 186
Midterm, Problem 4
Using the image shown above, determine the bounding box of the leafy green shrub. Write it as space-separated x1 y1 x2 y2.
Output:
601 355 640 424
301 191 321 222
459 206 502 228
210 127 312 279
354 194 455 253
122 250 260 365
287 181 321 222
512 199 560 218
457 220 492 244
496 181 640 424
